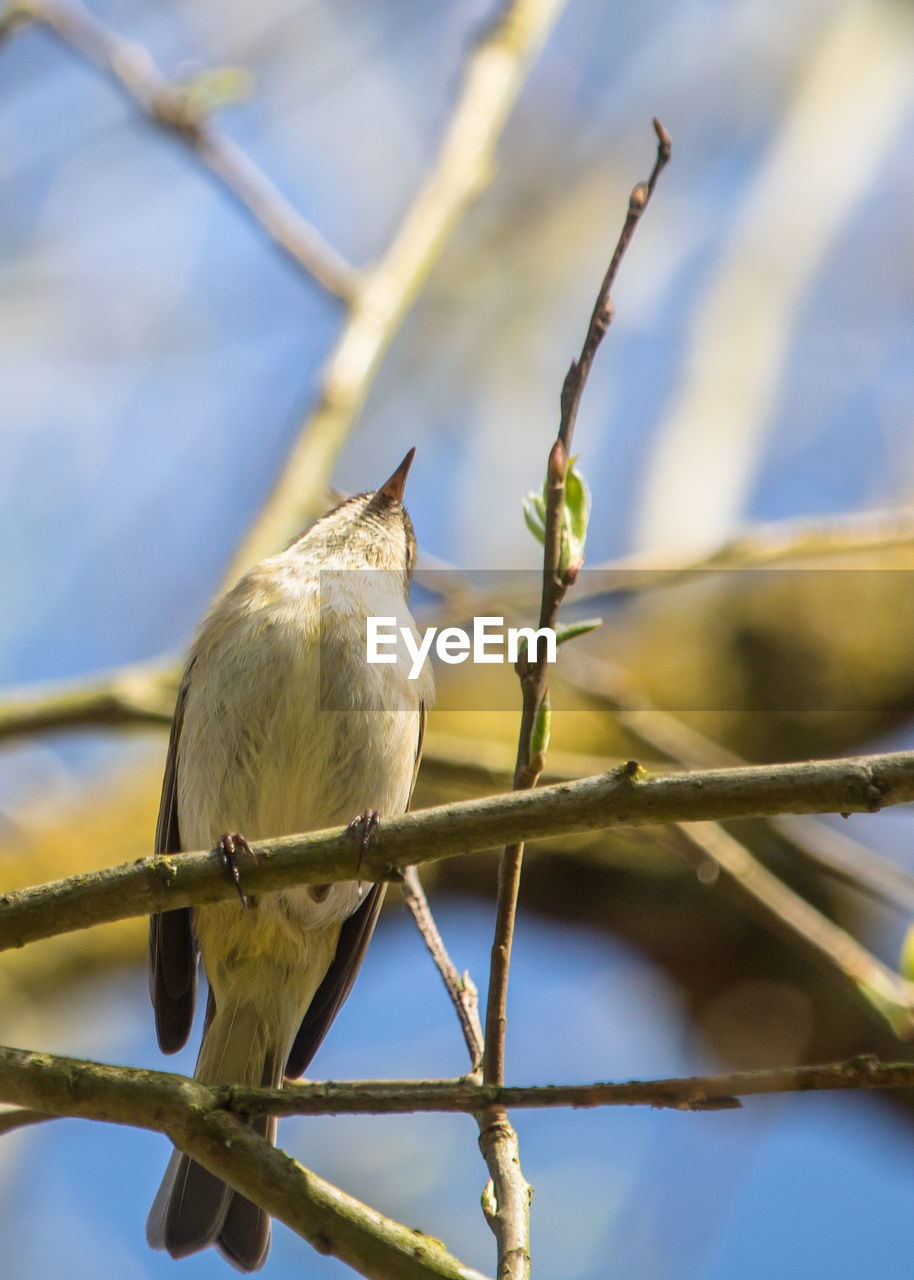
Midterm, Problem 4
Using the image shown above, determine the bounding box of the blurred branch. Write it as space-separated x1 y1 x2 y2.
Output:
0 660 177 743
584 504 914 598
0 1047 490 1280
16 0 358 299
634 1 914 552
421 731 612 790
0 1106 55 1134
564 648 914 913
221 0 570 583
675 821 914 1038
0 2 27 41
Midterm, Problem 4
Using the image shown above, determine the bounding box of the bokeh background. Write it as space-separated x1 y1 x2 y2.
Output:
4 0 914 1276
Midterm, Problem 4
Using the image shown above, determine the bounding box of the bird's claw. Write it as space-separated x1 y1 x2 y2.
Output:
216 831 255 909
345 809 381 890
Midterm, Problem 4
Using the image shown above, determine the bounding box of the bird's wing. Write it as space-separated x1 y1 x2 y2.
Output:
284 700 427 1079
149 663 198 1054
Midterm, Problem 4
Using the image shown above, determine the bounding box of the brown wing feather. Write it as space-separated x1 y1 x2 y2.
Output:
284 701 427 1079
149 664 198 1054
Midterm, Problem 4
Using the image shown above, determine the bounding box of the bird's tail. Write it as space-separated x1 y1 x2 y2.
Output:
147 997 283 1273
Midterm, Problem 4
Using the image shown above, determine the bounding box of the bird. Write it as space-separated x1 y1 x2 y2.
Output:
146 449 432 1271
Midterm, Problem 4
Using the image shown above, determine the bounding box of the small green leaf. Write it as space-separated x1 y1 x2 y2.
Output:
555 617 603 646
560 457 591 571
522 493 547 544
523 455 591 570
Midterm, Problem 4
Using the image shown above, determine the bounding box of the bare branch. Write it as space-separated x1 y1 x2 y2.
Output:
17 0 358 299
558 117 670 451
5 749 914 968
230 1055 914 1116
0 1047 490 1280
479 121 670 1279
8 1043 914 1124
401 867 485 1071
418 729 914 1033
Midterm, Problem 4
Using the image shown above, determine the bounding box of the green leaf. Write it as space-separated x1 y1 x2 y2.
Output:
560 457 591 571
522 455 591 571
522 492 547 544
555 618 603 646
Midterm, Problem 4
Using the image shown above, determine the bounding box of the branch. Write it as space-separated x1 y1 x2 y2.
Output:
557 117 671 451
7 1044 914 1123
5 750 914 952
675 821 914 1037
220 0 570 583
584 503 914 597
17 0 357 299
228 1055 914 1116
419 730 914 1036
0 660 177 743
401 867 485 1071
484 117 672 1085
562 647 914 912
0 1047 490 1280
479 120 671 1279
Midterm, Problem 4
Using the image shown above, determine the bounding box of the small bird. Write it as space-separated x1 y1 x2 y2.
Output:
146 450 432 1271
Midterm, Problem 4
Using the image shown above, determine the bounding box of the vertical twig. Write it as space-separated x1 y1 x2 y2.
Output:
479 120 672 1280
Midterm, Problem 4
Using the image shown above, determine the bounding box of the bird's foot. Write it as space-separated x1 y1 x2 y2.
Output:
344 809 381 891
216 831 255 910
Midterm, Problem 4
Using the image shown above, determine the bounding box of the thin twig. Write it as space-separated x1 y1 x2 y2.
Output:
401 866 485 1071
558 117 671 451
230 1054 914 1115
478 121 671 1280
8 1044 914 1123
17 0 357 298
5 749 914 954
484 119 672 1087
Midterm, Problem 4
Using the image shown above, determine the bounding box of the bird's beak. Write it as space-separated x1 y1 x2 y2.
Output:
377 448 415 504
